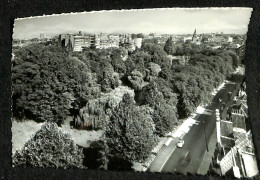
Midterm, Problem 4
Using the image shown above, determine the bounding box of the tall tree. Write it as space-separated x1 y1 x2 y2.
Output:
13 122 84 168
164 37 176 55
104 93 158 163
142 82 178 136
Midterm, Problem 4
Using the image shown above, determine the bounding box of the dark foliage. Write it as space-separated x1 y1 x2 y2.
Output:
170 49 236 117
164 37 176 55
125 51 152 75
13 122 84 168
228 73 245 83
127 69 145 91
12 44 100 124
141 43 170 68
141 81 178 136
104 93 158 163
142 38 159 45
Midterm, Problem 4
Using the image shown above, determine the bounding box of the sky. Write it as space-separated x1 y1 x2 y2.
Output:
13 8 253 39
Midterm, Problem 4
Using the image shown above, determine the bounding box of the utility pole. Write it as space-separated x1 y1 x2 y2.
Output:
203 120 209 152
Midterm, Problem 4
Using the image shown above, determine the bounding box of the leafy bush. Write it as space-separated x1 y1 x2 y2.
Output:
13 122 84 168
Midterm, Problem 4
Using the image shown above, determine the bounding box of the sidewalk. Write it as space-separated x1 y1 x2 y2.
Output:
132 81 227 172
148 138 179 172
197 80 241 175
197 128 217 175
132 119 185 172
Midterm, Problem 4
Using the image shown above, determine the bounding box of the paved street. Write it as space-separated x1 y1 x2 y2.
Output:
148 82 240 174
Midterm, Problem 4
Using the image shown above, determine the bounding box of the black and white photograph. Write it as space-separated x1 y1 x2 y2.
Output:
11 7 258 178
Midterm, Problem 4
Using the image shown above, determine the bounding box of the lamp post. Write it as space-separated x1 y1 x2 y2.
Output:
203 120 209 152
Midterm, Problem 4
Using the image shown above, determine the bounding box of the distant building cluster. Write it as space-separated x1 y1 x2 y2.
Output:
182 29 236 46
40 33 45 39
143 33 178 44
58 31 143 52
214 82 259 178
12 29 247 57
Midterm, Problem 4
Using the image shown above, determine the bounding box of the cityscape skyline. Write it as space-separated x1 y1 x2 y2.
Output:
13 8 252 39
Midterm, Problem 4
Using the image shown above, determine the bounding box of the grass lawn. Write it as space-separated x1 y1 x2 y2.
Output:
12 116 103 155
12 86 135 155
12 119 43 154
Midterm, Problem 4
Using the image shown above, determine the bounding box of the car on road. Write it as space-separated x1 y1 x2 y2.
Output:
177 139 184 148
180 151 191 167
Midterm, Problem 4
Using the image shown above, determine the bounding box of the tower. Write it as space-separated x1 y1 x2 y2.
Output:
192 29 196 42
40 33 45 39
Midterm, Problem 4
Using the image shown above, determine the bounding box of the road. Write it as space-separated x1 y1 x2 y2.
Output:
149 82 239 174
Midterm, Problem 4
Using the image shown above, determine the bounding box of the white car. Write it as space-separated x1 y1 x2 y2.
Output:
177 139 184 148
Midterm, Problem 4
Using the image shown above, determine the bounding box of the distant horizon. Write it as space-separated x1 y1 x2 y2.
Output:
13 32 247 40
13 8 252 39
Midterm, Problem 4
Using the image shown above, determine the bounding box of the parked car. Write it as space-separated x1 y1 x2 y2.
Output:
177 139 184 148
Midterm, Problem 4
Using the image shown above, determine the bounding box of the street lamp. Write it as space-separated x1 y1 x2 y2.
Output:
203 120 209 152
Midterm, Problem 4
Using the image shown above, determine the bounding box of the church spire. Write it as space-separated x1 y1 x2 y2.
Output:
192 28 196 42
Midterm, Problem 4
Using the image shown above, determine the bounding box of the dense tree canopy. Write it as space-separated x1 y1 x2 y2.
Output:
174 42 202 56
141 43 171 68
104 93 158 162
141 81 178 136
125 51 152 75
144 62 162 82
100 63 120 93
142 38 159 45
170 49 236 117
12 44 100 124
127 69 146 91
13 40 239 135
131 33 144 39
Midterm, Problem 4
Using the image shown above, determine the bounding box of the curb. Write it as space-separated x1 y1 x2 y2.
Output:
133 80 228 172
158 143 177 172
